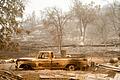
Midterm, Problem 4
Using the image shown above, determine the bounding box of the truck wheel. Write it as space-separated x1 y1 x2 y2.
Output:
23 65 32 70
68 65 75 71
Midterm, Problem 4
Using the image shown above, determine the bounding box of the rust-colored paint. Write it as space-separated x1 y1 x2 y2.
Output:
16 51 89 70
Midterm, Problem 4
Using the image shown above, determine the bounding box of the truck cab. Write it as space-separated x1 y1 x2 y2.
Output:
37 51 54 59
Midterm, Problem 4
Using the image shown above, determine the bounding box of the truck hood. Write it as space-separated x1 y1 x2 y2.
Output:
17 57 36 61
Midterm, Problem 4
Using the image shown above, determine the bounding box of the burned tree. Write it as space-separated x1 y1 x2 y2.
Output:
72 0 99 45
42 7 71 54
0 0 25 51
106 0 120 43
94 11 108 44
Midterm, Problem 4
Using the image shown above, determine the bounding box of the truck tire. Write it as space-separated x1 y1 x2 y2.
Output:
23 64 32 70
67 64 76 71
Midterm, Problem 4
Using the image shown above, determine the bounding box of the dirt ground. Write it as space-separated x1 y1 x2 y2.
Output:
0 62 120 80
0 56 120 80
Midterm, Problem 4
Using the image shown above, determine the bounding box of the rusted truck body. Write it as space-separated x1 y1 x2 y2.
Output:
16 51 89 71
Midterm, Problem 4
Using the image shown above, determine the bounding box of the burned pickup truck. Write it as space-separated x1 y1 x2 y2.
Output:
15 51 89 71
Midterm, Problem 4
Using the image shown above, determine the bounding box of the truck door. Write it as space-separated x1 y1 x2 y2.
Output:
37 52 51 69
51 59 63 69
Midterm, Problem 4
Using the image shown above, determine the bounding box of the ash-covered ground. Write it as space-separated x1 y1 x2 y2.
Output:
0 59 120 80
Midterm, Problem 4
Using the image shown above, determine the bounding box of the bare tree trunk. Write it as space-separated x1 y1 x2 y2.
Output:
59 26 63 55
80 19 86 45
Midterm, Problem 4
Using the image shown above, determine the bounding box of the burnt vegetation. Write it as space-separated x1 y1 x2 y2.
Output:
0 0 120 58
1 1 120 80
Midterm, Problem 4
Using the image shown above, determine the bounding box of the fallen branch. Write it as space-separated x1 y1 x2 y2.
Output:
97 64 120 72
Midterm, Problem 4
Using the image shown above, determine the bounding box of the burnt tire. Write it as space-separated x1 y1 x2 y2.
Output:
67 65 76 71
23 65 32 70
